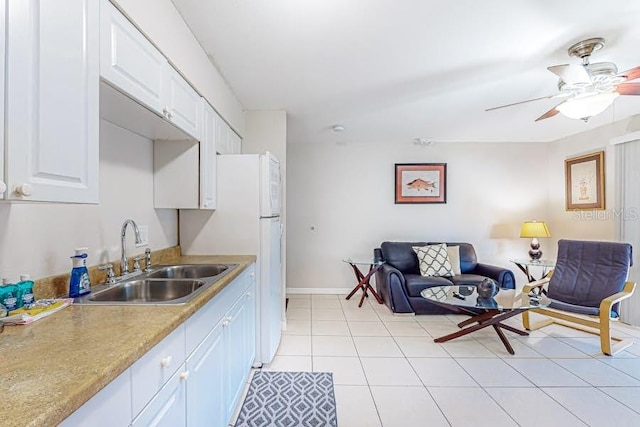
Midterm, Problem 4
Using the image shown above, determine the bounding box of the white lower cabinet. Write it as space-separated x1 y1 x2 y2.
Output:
131 364 188 427
186 320 226 426
225 288 256 420
60 264 256 427
186 264 256 425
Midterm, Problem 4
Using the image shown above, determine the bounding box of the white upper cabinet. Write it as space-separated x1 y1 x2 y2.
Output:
100 0 166 114
216 115 242 155
154 99 216 210
100 0 201 141
200 101 217 210
5 0 99 203
164 66 202 141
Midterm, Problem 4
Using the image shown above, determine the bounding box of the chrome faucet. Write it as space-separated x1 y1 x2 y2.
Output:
120 219 142 276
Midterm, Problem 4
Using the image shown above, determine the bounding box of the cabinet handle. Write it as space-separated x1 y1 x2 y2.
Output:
180 371 189 381
167 110 173 119
222 320 230 327
162 107 169 117
245 292 252 297
15 183 34 197
0 181 6 195
250 273 255 278
160 356 173 368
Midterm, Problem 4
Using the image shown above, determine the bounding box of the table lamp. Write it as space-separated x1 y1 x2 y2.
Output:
520 221 551 261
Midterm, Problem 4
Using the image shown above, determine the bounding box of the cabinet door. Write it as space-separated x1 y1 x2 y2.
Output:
186 321 226 427
224 289 254 420
59 369 132 427
131 364 188 427
164 65 202 140
200 100 217 210
244 281 257 372
5 0 99 203
215 114 231 154
229 130 242 154
100 0 166 115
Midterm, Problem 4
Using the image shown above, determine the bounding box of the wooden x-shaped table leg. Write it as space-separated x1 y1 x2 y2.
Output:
345 262 384 307
433 309 529 354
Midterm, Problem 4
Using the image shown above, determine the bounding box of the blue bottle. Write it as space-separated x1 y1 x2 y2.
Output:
0 278 18 312
18 274 35 307
69 248 91 298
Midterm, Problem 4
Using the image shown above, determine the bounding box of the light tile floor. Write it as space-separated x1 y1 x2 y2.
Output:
252 294 640 427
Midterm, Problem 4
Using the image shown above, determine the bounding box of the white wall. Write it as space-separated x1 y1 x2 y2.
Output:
113 0 245 135
286 140 550 291
544 117 640 258
0 120 177 281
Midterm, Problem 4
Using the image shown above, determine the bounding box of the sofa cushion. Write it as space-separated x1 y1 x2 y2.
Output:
413 244 454 277
447 245 462 275
428 242 478 273
404 274 453 297
380 241 428 274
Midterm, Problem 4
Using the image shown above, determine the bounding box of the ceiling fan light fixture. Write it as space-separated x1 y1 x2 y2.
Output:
556 92 619 120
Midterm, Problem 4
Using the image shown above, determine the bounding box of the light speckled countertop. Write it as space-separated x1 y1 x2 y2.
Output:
0 254 256 427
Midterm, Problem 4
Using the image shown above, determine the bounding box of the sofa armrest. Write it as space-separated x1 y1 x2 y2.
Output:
470 263 516 289
374 263 414 313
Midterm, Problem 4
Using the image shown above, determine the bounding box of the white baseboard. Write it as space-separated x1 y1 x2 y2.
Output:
286 287 353 295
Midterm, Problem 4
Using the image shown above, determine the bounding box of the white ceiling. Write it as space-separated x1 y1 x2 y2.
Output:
171 0 640 145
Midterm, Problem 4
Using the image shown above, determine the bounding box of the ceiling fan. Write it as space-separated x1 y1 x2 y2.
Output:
487 37 640 122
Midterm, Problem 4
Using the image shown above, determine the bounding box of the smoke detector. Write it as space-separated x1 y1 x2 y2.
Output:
413 138 434 146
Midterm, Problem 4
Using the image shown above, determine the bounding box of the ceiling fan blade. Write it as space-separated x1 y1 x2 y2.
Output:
535 105 561 122
485 95 555 111
617 65 640 82
548 64 591 84
617 82 640 95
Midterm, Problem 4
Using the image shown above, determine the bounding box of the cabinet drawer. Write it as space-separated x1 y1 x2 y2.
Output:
131 325 186 417
185 266 251 355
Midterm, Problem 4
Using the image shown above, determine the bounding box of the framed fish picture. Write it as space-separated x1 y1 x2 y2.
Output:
394 163 447 204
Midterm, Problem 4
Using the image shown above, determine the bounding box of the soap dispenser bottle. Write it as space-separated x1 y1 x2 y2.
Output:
69 248 91 298
18 274 35 307
0 278 18 312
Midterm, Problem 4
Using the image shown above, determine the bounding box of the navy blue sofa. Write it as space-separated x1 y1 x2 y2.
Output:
373 242 516 314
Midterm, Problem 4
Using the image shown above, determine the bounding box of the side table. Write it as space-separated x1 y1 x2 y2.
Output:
343 258 385 307
510 258 555 283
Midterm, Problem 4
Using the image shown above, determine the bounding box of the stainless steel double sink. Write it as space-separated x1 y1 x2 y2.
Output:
74 264 238 305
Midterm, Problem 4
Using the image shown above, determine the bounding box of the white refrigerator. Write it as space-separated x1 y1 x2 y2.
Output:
179 153 282 366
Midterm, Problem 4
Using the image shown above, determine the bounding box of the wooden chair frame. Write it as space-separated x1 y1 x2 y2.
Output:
522 276 637 356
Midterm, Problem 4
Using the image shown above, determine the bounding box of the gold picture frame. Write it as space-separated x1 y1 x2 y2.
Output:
565 151 605 211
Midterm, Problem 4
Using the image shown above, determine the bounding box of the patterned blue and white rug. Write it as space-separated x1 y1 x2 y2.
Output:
235 371 338 427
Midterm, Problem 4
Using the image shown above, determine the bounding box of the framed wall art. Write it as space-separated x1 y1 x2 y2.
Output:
564 151 605 210
394 163 447 204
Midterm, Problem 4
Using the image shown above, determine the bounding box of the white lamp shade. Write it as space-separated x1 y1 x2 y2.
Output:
557 92 619 120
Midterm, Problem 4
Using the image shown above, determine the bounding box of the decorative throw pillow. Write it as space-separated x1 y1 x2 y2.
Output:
446 245 462 276
412 244 454 277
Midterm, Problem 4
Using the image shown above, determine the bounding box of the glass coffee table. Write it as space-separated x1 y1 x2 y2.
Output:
421 285 550 354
